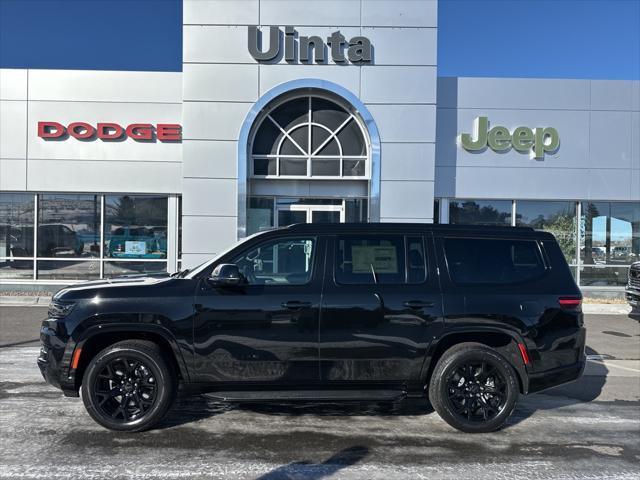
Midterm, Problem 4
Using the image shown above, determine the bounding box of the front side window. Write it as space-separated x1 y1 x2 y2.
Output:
233 237 315 285
444 237 546 285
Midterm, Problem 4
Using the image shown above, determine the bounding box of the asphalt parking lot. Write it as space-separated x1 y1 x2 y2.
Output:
0 306 639 480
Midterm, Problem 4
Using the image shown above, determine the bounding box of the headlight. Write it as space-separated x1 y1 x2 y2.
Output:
48 301 76 319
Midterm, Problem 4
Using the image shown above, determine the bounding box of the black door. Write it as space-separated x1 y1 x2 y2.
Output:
192 235 324 385
319 232 444 385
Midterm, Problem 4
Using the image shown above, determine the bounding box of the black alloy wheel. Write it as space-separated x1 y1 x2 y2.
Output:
81 340 177 432
445 361 507 423
92 356 158 422
429 342 519 433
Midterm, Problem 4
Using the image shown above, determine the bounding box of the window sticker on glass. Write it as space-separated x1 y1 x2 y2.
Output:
125 241 146 255
352 245 398 274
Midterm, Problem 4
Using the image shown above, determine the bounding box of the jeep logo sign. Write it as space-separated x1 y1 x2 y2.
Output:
248 26 372 64
460 117 560 159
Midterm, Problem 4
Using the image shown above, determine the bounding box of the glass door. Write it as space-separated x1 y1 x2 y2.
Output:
276 204 345 227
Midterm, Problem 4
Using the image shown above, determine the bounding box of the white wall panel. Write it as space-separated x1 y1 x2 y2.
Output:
362 28 437 66
29 70 182 103
260 0 361 26
380 180 434 218
182 102 251 140
183 140 238 179
182 178 237 216
449 166 591 200
184 0 259 25
632 81 640 111
631 169 640 200
0 159 26 190
184 25 254 64
362 0 437 27
0 69 27 100
27 101 182 161
380 143 435 181
183 64 258 102
181 253 215 269
590 80 635 111
0 100 27 159
367 104 436 142
589 111 633 169
361 66 436 104
632 112 640 170
27 160 181 193
181 216 237 255
259 64 360 96
587 167 635 200
451 78 590 110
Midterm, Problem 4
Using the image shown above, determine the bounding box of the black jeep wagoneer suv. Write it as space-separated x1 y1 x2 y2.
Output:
39 223 586 433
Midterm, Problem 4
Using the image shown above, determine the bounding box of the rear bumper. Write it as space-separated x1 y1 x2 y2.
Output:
527 357 586 394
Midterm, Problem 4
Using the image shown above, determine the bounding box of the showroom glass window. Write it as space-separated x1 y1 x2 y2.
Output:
104 195 168 277
0 193 34 279
250 95 368 179
246 197 368 235
449 200 512 226
37 195 101 280
580 202 640 286
516 201 577 265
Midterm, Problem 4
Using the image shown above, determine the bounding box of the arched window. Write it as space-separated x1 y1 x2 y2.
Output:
250 94 369 178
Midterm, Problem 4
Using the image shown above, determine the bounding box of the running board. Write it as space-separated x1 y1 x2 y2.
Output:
204 389 406 402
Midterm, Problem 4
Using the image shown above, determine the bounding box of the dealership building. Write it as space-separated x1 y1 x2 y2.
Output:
0 0 638 294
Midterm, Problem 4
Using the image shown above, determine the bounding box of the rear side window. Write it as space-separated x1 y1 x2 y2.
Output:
335 235 427 285
444 237 546 285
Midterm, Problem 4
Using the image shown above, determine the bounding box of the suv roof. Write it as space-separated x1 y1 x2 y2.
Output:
281 222 541 236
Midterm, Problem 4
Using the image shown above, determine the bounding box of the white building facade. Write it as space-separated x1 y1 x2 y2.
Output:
0 0 638 293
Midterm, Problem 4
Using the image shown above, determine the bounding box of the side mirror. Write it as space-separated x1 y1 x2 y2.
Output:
209 263 245 287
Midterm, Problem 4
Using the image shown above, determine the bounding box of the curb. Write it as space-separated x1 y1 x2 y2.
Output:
582 303 632 315
0 296 52 306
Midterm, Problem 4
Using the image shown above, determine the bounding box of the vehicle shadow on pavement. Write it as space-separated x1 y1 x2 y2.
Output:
159 396 433 429
508 346 608 428
255 446 369 480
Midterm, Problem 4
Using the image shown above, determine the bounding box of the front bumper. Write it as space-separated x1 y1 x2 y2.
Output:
625 287 639 307
38 321 79 397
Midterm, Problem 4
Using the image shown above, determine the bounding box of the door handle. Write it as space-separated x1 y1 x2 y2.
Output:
403 300 435 309
281 301 312 310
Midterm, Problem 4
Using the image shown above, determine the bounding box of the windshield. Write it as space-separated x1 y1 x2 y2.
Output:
183 230 271 279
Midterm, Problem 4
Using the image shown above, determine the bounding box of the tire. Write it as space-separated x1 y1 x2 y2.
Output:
428 342 519 433
81 340 177 432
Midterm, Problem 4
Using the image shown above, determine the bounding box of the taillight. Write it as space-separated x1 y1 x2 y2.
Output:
517 343 530 366
559 297 582 309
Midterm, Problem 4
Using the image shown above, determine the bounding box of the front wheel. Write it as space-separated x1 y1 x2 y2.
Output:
81 340 177 432
428 342 519 433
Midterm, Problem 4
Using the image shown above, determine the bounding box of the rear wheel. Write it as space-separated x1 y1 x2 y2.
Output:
428 342 519 433
81 340 177 432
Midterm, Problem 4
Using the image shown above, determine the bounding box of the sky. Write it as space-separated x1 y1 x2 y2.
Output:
0 0 638 79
